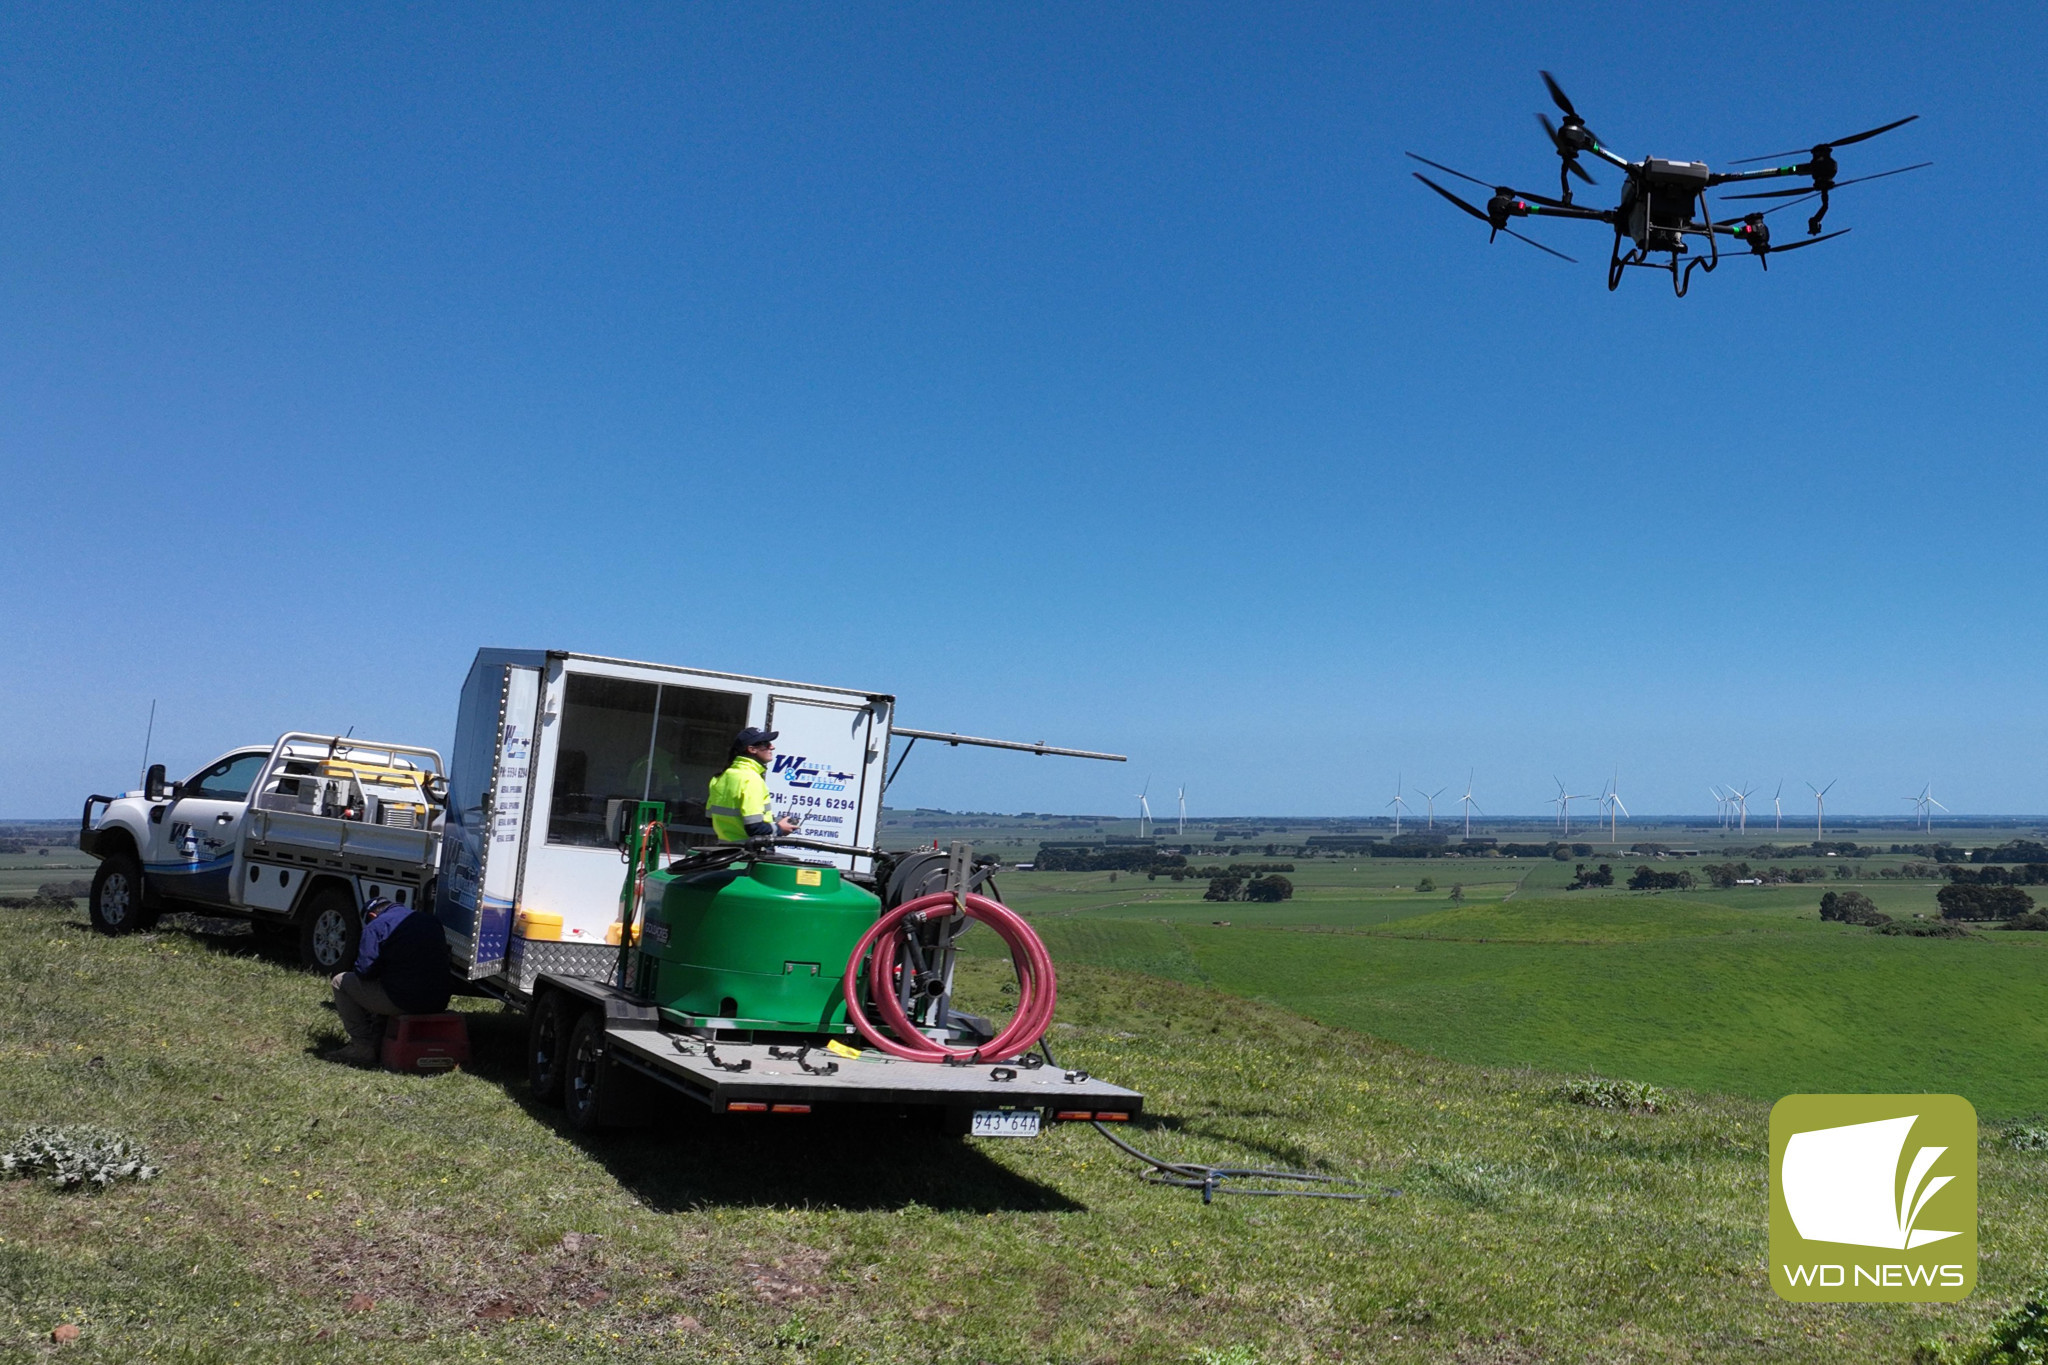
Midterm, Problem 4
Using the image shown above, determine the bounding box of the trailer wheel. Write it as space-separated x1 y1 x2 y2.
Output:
563 1010 614 1132
297 887 360 973
89 849 154 934
527 992 569 1107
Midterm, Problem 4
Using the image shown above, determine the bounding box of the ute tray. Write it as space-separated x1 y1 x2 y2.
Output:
540 974 1143 1118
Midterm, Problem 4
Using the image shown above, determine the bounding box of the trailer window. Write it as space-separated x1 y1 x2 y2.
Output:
647 685 751 836
545 675 750 847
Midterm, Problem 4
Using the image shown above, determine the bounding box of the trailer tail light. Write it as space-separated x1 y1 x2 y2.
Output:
727 1102 768 1112
770 1104 811 1114
1053 1110 1094 1121
1095 1111 1130 1122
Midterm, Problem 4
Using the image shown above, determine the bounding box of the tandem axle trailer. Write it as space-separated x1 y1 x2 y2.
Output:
437 647 1138 1136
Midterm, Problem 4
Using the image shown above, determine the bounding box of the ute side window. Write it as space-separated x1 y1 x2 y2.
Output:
545 674 750 847
185 752 269 801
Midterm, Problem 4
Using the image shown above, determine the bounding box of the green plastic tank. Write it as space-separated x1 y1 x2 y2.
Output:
636 859 880 1032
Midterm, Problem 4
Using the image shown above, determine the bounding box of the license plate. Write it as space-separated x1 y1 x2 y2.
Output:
971 1108 1041 1138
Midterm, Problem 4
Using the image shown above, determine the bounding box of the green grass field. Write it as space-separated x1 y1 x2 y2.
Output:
983 848 2048 1117
3 899 2045 1363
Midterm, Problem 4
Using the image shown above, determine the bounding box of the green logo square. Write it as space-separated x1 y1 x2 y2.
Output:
1769 1094 1976 1302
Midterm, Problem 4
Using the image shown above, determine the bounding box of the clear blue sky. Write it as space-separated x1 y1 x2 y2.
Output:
4 2 2042 820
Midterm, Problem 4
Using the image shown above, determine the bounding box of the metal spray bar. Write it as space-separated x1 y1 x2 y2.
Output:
887 728 1126 762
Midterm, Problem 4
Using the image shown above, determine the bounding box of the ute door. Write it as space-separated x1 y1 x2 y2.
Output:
151 750 267 907
763 697 879 864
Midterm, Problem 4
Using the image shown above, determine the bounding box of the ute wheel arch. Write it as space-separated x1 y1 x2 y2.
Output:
296 881 361 974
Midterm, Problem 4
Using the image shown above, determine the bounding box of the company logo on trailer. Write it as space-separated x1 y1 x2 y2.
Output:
1770 1094 1976 1301
772 754 847 792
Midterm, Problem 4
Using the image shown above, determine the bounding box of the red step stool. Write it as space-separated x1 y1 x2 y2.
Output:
381 1013 470 1074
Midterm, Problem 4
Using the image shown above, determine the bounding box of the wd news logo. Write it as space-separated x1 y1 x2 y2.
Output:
1770 1094 1976 1302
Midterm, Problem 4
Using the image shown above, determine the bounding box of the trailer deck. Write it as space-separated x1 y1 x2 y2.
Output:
543 974 1143 1123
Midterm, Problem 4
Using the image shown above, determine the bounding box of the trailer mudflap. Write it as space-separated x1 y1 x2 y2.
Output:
600 1031 1144 1116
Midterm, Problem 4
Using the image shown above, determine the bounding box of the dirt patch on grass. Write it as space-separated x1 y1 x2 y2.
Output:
742 1246 832 1305
251 1213 618 1325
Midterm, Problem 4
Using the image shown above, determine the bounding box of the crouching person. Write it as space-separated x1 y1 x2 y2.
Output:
327 896 452 1066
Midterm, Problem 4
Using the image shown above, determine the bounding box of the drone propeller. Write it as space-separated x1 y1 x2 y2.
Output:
1540 70 1578 119
1728 216 1851 270
1763 226 1851 254
1727 114 1919 166
1404 153 1572 208
1537 115 1598 184
1411 173 1578 262
1720 160 1930 201
1535 72 1605 204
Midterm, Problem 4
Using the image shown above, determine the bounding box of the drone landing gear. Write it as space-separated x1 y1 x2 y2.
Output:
1608 244 1720 297
1806 188 1832 236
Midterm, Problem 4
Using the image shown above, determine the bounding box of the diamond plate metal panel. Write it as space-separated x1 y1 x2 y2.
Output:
506 938 618 994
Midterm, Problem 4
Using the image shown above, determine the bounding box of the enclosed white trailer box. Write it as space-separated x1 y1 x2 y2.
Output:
433 649 893 992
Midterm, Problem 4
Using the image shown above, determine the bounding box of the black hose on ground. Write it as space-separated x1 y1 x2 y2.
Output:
1035 1040 1399 1204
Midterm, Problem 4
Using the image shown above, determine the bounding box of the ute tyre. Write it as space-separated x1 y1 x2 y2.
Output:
89 850 151 934
563 1010 616 1132
298 887 361 974
527 992 569 1107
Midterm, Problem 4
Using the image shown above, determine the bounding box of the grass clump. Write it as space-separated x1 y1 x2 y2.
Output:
1879 918 1975 938
2000 1120 2048 1151
1917 1282 2048 1364
1556 1076 1669 1113
1 1123 160 1190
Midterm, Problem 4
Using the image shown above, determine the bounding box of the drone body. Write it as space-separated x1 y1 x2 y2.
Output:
1411 72 1927 295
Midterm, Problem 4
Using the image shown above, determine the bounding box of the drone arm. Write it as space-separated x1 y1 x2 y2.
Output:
1708 164 1812 187
1524 202 1613 223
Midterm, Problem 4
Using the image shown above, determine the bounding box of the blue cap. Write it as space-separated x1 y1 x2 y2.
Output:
734 727 779 749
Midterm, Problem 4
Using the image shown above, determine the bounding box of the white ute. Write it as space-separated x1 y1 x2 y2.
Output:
77 733 446 971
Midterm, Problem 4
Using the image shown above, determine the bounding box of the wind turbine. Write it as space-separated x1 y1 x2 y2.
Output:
1135 778 1153 838
1416 785 1447 831
1773 780 1783 833
1459 770 1480 840
1177 785 1187 836
1903 783 1945 833
1553 778 1591 837
1387 774 1410 835
1602 771 1628 840
1809 780 1836 841
1733 783 1754 833
1709 785 1728 829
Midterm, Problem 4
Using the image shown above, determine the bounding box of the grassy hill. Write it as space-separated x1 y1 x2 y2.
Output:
2 900 2044 1363
990 858 2048 1117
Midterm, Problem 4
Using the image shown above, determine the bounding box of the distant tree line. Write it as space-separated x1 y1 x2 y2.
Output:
1628 865 1695 891
1157 862 1295 882
1203 874 1293 903
1936 883 2038 922
1699 862 1831 889
1568 863 1615 889
1941 862 2048 887
1032 845 1186 873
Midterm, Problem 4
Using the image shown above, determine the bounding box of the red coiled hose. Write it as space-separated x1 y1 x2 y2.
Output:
842 891 1057 1062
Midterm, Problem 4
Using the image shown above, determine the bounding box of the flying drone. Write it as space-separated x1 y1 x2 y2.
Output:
1409 72 1928 295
